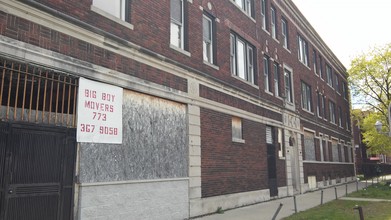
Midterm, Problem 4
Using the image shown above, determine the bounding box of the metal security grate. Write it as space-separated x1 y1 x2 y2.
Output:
0 58 78 127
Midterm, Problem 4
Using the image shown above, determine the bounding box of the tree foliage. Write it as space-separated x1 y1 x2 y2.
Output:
349 43 391 154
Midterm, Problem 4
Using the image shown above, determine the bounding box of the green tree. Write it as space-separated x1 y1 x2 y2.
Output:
349 43 391 154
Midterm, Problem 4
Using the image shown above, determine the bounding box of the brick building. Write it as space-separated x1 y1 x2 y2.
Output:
0 0 354 219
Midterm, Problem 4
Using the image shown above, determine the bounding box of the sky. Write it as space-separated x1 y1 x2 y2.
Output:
291 0 391 69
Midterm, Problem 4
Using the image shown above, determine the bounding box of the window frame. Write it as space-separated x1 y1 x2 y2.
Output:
170 0 185 50
264 56 271 92
317 92 322 118
261 0 268 30
313 50 318 74
298 35 309 66
329 101 336 124
301 81 312 112
271 6 277 39
203 13 215 64
284 68 293 103
232 116 245 143
234 0 254 18
230 33 256 84
281 18 288 49
91 0 133 29
273 62 280 97
326 64 333 87
338 106 343 127
319 55 323 79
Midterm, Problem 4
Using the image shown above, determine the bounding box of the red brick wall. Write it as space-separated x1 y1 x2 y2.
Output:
0 11 187 92
200 85 282 122
201 107 270 197
303 163 355 184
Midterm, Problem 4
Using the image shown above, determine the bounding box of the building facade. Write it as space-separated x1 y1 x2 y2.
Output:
0 0 353 219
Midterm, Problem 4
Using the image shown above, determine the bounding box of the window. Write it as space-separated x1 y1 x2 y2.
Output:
326 64 333 86
234 0 254 17
261 0 268 30
203 14 215 64
319 55 323 79
304 131 316 161
264 56 271 92
321 95 326 119
317 92 322 118
338 106 343 127
329 101 336 123
313 50 317 74
271 6 277 39
346 112 350 130
298 35 308 66
266 126 273 144
232 117 244 142
273 62 280 97
170 0 185 49
92 0 129 21
230 33 255 84
335 74 340 92
301 81 312 112
342 81 348 99
281 18 288 48
284 68 293 103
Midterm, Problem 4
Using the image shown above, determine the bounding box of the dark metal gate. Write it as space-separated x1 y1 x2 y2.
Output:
0 122 76 220
0 58 78 219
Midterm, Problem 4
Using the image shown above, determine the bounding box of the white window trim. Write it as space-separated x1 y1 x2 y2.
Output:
230 33 255 84
203 14 214 64
298 35 308 66
170 0 185 50
90 5 134 30
271 7 276 39
281 18 288 49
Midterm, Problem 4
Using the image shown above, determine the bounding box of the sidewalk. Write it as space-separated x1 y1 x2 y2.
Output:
195 177 390 220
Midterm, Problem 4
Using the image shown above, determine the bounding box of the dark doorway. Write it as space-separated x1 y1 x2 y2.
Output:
266 126 278 197
0 122 76 220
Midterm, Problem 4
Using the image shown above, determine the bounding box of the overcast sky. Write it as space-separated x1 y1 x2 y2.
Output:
291 0 391 69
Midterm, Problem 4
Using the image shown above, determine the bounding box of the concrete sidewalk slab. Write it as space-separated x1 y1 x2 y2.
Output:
195 181 368 220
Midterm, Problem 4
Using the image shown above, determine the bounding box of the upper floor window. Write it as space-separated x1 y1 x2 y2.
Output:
261 0 268 30
234 0 254 17
342 81 348 99
346 112 350 130
203 14 215 64
301 81 312 112
313 50 318 74
273 62 280 97
264 56 271 92
92 0 129 21
230 33 255 84
326 64 333 87
298 35 308 66
171 0 185 49
281 18 288 49
317 92 323 118
271 6 277 39
319 55 323 79
284 68 293 103
338 106 343 127
329 101 336 123
335 74 340 92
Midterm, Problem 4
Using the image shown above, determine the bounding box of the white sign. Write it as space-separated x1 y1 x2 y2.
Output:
77 78 123 143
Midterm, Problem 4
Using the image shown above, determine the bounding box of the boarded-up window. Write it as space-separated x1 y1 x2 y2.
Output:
232 117 243 140
304 131 315 161
332 140 339 162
